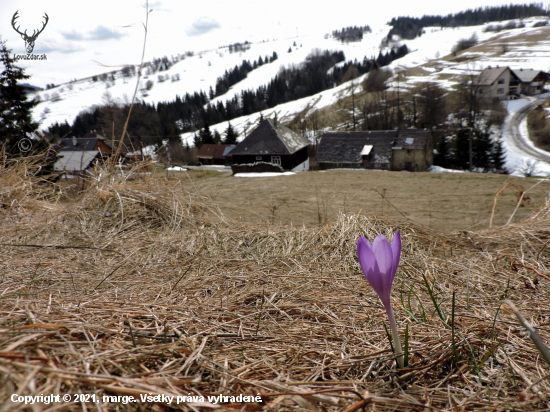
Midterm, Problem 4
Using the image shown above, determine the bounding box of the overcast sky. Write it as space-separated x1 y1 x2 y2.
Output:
1 0 549 86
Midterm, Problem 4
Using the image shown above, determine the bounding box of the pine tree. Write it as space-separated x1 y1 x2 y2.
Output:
0 40 40 153
199 123 214 145
434 135 450 168
472 128 491 170
193 132 201 149
491 136 506 172
453 129 470 170
224 122 238 144
213 130 222 144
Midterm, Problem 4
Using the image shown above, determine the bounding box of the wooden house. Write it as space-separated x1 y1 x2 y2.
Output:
230 119 310 171
52 134 113 173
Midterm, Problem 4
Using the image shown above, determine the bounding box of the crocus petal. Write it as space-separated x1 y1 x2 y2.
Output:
357 237 385 298
390 231 401 282
372 235 393 276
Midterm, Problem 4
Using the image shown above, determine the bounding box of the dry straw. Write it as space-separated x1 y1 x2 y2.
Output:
1 151 550 411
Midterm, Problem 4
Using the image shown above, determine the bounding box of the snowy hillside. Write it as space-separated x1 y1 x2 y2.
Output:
30 16 550 154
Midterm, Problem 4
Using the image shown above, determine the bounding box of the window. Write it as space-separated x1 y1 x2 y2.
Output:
497 88 504 94
498 78 505 84
271 156 281 165
256 156 262 161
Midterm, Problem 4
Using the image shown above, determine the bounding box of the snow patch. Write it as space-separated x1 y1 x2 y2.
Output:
234 172 296 177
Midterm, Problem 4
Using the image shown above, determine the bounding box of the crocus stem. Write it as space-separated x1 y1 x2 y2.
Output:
386 304 404 368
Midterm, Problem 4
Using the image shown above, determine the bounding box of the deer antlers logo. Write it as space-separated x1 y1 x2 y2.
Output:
11 11 49 54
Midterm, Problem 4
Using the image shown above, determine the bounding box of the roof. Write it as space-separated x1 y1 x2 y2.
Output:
222 145 236 156
511 69 548 83
318 130 432 164
229 119 310 156
478 67 509 86
393 129 431 150
197 144 235 159
53 151 100 172
54 137 110 152
318 132 396 164
360 145 373 155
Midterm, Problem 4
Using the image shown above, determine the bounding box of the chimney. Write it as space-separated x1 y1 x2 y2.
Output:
72 136 77 146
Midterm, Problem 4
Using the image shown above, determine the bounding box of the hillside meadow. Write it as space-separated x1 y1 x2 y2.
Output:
167 168 550 232
1 157 550 410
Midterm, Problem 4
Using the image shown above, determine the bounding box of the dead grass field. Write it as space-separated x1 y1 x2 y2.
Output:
168 169 550 232
2 156 550 411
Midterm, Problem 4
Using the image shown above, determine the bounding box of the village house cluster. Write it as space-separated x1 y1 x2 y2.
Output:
53 66 548 175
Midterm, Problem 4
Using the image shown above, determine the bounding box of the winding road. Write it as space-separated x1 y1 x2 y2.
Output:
504 96 550 164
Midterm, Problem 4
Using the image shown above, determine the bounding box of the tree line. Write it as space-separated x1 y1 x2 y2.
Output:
332 25 372 42
387 3 548 40
212 52 278 97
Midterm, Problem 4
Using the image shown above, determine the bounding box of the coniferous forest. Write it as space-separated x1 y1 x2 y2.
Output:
387 3 548 39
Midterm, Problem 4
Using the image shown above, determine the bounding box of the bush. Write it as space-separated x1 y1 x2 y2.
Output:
363 68 392 92
452 33 478 54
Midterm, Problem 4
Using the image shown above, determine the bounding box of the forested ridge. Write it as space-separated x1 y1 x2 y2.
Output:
388 3 548 40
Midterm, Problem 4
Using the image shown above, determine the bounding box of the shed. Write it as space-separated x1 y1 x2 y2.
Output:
197 144 235 166
230 119 310 171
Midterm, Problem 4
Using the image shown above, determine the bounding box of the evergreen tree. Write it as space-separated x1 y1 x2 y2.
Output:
193 132 201 149
472 128 491 170
491 136 506 172
434 135 450 168
0 40 40 153
213 130 222 144
453 129 471 170
224 122 238 144
199 123 214 145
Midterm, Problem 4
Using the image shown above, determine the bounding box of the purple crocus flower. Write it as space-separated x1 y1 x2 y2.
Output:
357 231 404 368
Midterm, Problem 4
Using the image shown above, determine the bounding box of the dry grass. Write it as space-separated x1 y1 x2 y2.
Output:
184 169 550 232
1 155 550 411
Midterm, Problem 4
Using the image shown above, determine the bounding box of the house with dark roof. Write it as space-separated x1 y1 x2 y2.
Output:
197 144 235 166
511 68 549 96
52 134 114 173
229 119 310 171
391 129 434 171
317 130 433 171
476 66 521 101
